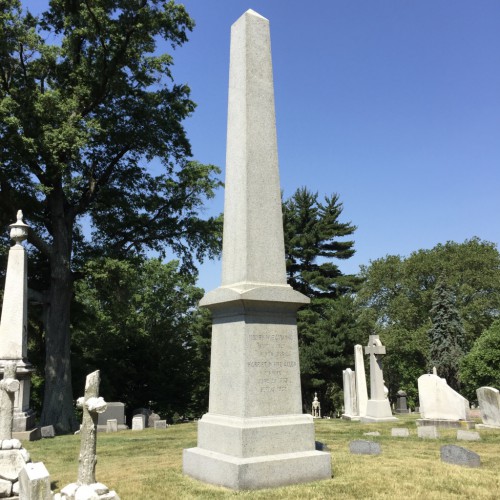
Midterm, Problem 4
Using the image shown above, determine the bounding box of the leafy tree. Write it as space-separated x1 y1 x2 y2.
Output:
0 0 222 432
71 257 210 420
283 188 362 412
428 275 466 390
460 320 500 403
357 238 500 399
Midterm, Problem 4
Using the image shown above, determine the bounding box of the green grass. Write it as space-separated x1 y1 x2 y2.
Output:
25 415 500 499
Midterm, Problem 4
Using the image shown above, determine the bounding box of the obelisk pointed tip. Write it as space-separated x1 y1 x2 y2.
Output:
233 9 268 24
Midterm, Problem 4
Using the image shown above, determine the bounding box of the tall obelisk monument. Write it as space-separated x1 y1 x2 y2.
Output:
183 10 331 490
0 210 37 435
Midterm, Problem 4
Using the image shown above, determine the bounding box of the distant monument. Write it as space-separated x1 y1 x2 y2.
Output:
0 210 37 438
361 334 397 423
312 393 321 418
183 9 331 490
416 370 473 429
476 387 500 429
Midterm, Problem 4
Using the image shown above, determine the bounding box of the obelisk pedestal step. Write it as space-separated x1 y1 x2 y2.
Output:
183 447 331 491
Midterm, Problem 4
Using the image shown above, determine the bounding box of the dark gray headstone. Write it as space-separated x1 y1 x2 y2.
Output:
395 390 409 413
40 425 55 438
440 445 480 468
349 440 381 455
315 441 330 451
97 402 126 426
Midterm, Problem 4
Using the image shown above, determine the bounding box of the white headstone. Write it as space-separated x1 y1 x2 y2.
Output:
354 345 368 417
182 10 331 490
361 334 397 423
342 368 358 420
418 374 469 421
476 386 500 428
18 462 52 500
131 415 144 431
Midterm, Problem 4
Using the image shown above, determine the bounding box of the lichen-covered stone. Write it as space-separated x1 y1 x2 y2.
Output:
0 449 27 481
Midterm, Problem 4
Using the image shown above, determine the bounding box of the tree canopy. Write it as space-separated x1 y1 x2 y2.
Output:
0 0 222 432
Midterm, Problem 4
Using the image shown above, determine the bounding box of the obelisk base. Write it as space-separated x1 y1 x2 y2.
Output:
183 414 331 490
361 399 398 423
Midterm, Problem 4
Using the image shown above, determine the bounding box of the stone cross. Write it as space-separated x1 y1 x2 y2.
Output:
76 370 107 485
0 361 20 440
365 334 387 400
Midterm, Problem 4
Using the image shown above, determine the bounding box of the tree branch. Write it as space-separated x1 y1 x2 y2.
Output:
27 227 52 258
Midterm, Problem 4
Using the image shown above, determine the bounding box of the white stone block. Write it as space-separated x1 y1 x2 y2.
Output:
477 386 500 427
418 374 469 420
18 462 52 500
131 415 144 431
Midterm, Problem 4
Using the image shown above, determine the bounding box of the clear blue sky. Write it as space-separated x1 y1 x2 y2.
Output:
23 1 500 292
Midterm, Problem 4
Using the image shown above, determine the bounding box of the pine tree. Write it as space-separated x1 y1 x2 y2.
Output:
283 187 361 298
428 275 466 390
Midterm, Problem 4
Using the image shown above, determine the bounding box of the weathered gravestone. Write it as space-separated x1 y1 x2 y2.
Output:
440 445 480 468
349 440 381 455
132 408 152 428
0 211 37 439
0 361 34 498
182 9 331 490
154 420 167 430
457 430 480 441
342 368 358 420
96 402 127 432
395 390 409 414
55 371 120 500
148 412 161 428
391 428 410 437
131 416 145 431
41 426 55 439
354 345 368 418
417 372 473 428
106 419 118 433
476 387 500 429
362 334 397 423
417 425 439 439
18 462 52 500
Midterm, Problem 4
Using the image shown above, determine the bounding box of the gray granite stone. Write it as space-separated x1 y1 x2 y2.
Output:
153 420 167 429
182 9 331 490
40 425 55 439
440 445 480 468
349 440 381 455
97 403 126 427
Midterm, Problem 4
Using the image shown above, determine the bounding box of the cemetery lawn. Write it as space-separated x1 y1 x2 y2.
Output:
25 415 500 500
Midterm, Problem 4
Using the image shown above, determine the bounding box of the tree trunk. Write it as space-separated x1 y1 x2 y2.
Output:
39 191 78 433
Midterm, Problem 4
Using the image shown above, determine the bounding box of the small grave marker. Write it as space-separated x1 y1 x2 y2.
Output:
440 445 480 468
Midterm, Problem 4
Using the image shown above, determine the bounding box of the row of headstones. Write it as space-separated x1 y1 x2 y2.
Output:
349 440 481 468
96 403 169 432
363 427 481 440
342 336 500 429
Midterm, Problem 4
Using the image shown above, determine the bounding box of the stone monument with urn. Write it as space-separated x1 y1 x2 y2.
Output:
0 211 37 439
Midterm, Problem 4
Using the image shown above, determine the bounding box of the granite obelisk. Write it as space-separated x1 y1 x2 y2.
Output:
183 10 331 490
